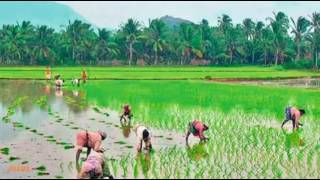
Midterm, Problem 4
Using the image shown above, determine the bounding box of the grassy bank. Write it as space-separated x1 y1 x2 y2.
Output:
0 66 319 80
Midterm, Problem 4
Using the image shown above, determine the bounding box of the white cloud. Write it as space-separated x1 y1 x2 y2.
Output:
56 1 320 29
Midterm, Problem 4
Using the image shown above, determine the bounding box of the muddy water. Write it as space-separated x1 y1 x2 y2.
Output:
0 80 194 179
234 78 320 88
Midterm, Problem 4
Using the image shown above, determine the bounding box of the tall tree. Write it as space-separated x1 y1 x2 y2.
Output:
290 16 311 61
267 12 290 65
95 28 119 62
147 19 167 65
243 18 256 63
308 12 320 69
121 18 141 65
260 27 274 65
33 25 55 65
19 21 35 65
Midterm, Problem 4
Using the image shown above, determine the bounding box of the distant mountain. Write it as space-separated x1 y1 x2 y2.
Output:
160 15 194 29
0 1 93 30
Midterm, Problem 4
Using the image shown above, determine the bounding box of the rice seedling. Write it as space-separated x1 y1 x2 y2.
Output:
9 156 20 161
64 145 75 150
114 141 127 145
21 161 29 165
111 159 119 178
34 165 46 172
120 155 130 178
0 147 10 155
37 172 50 176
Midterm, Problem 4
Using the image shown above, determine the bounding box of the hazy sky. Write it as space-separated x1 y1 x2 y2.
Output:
57 1 320 29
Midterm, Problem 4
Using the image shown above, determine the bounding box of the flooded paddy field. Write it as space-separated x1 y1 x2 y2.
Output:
0 80 195 179
0 79 320 179
231 78 320 88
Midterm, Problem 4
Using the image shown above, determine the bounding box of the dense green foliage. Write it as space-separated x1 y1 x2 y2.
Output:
1 12 320 69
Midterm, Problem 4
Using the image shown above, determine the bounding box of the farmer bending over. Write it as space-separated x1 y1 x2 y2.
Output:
134 125 152 153
281 107 305 131
76 130 107 165
186 120 209 146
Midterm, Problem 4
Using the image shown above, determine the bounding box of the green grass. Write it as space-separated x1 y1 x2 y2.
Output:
83 80 320 128
77 80 320 178
0 66 319 80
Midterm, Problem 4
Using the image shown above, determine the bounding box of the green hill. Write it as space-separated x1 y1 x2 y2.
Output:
0 1 92 30
160 15 194 29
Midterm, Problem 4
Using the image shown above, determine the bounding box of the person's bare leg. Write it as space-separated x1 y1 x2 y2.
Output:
145 139 152 151
281 119 290 129
293 120 297 131
120 115 123 123
76 149 82 169
185 131 191 146
137 140 143 153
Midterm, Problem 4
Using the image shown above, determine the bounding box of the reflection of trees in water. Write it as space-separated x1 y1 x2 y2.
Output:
0 80 89 114
0 80 44 113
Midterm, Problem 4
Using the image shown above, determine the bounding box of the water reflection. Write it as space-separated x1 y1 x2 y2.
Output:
73 90 79 97
0 80 89 115
44 85 51 95
238 78 320 88
55 89 64 97
120 121 132 138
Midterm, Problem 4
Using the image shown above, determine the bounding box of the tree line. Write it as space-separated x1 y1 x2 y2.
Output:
0 11 320 69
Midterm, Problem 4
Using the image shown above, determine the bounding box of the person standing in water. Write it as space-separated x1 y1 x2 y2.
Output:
185 120 209 146
82 70 88 84
120 104 133 124
134 125 152 153
45 66 51 81
55 74 64 90
281 107 306 131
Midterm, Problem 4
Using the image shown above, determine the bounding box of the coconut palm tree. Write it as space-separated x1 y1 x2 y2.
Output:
1 25 23 63
121 18 141 65
308 12 320 69
218 14 232 35
260 27 274 65
147 19 167 65
95 28 119 62
267 11 290 65
290 16 311 61
33 25 55 65
243 18 256 63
